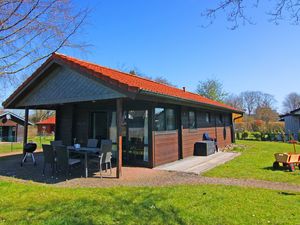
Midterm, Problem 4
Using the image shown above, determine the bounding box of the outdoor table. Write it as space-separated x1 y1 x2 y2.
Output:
67 146 100 178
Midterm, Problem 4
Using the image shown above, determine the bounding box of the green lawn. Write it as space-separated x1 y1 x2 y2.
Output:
204 140 300 184
0 136 54 154
0 180 299 225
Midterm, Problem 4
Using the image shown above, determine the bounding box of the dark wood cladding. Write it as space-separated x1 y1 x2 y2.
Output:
182 128 214 158
54 99 236 168
216 126 232 148
152 131 179 166
182 126 232 158
57 104 73 145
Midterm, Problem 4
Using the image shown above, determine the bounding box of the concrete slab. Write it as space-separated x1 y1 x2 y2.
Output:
155 152 240 175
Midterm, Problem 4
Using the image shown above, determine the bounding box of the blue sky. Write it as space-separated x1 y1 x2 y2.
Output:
6 1 300 113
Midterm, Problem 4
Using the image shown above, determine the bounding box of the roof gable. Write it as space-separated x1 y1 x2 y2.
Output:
0 111 33 126
8 64 125 108
3 53 242 113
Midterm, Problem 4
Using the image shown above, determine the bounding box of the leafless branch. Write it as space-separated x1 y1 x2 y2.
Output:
203 0 300 29
0 0 89 77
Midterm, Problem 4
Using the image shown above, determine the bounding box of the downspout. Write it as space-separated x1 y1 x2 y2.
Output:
214 112 217 144
232 114 244 143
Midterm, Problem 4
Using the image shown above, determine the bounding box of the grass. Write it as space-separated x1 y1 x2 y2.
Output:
204 140 300 184
0 180 299 225
0 136 54 154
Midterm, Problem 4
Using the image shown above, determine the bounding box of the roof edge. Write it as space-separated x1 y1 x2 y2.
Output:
140 90 244 113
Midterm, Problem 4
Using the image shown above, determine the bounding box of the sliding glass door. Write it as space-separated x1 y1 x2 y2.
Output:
123 110 149 165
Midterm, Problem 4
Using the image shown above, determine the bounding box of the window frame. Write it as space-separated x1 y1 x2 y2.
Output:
219 113 224 124
154 107 177 131
188 110 196 129
205 112 211 124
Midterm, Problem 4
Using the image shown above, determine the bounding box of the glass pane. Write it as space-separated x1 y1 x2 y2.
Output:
205 112 211 123
154 108 165 131
108 111 117 143
166 109 176 130
189 111 196 129
127 110 148 162
219 114 223 123
91 112 107 140
182 111 189 129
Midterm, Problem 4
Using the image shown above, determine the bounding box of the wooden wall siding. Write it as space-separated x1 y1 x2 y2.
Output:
216 126 232 148
153 131 179 166
284 115 300 135
16 125 24 142
182 127 215 158
74 107 89 145
16 66 125 107
182 126 232 158
58 104 73 145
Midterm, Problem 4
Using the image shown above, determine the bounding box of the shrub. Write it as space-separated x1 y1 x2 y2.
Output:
253 132 261 141
242 131 249 140
269 132 275 141
236 132 241 140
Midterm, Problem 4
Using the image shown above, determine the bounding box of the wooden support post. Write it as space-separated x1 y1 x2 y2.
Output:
116 98 123 178
23 108 29 155
55 106 60 141
177 106 183 160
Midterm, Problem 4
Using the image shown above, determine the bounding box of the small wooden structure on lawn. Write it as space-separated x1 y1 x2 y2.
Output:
273 141 300 171
0 111 33 142
280 108 300 140
36 116 56 135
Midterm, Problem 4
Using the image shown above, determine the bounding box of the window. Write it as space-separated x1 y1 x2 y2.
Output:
205 112 211 123
188 111 196 129
127 110 149 162
219 114 223 123
154 108 165 131
166 109 176 130
154 108 176 131
90 112 108 140
182 111 189 129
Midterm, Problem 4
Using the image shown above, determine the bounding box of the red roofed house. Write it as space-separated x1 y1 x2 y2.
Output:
0 112 33 142
2 53 243 176
36 116 56 135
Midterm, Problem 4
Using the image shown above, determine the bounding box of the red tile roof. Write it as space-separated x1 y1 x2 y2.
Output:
36 117 56 125
3 53 242 113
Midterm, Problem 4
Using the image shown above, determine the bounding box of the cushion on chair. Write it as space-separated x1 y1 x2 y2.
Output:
68 158 81 165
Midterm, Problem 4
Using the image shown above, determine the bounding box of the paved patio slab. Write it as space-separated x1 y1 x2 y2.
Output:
155 152 240 174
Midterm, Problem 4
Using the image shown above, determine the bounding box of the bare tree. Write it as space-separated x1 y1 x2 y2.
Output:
283 92 300 112
255 106 279 124
240 91 261 115
0 0 89 76
203 1 300 29
224 93 244 110
128 69 175 86
258 92 276 108
30 109 54 123
153 76 175 86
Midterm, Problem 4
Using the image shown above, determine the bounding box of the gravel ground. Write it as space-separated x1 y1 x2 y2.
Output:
1 153 300 192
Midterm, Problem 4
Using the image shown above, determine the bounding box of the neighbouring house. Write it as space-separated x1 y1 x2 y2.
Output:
2 53 243 175
36 116 56 135
0 111 33 142
280 108 300 140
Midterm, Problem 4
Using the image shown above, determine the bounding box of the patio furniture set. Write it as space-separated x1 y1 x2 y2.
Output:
42 139 113 178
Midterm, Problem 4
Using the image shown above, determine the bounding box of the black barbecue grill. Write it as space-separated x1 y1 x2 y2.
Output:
21 143 37 166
